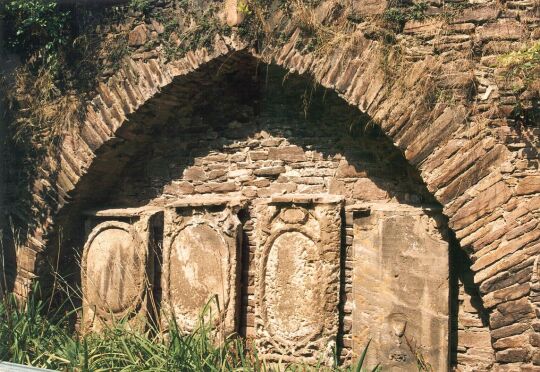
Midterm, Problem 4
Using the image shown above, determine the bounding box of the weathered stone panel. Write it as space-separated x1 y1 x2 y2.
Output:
254 194 343 365
161 196 245 336
351 204 449 370
81 207 161 332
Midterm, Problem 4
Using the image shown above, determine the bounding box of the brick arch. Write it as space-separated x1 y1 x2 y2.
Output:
12 3 540 368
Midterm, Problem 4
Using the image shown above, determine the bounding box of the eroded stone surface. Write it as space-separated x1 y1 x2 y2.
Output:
82 208 160 332
254 195 343 364
351 204 450 370
85 227 141 314
162 198 243 335
169 224 229 329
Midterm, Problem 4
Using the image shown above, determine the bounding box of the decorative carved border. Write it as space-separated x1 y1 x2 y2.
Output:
254 194 343 365
161 197 245 336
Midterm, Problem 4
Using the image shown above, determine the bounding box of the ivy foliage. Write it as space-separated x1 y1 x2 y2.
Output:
382 1 428 31
2 0 72 75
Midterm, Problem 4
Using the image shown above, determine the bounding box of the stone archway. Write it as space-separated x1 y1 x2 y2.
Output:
7 1 540 369
52 53 457 369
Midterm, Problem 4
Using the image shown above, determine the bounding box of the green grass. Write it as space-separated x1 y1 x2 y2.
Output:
0 288 379 371
499 41 540 87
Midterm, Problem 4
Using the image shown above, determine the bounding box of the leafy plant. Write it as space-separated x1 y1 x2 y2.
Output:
383 8 407 25
130 0 152 15
498 41 540 127
2 0 71 75
354 339 380 372
383 1 428 31
238 1 252 16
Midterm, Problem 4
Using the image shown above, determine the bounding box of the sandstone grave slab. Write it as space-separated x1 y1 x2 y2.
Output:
350 203 449 371
253 194 344 365
81 207 162 332
161 196 246 336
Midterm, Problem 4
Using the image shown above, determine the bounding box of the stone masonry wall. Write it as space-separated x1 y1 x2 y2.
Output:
51 59 493 368
65 61 440 364
4 0 540 369
452 247 495 371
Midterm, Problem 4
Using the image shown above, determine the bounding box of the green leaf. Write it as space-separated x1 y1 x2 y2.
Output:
355 339 372 372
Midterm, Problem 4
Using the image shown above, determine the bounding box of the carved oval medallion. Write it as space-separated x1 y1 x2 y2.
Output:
169 223 230 330
280 208 308 224
264 231 322 341
84 223 145 318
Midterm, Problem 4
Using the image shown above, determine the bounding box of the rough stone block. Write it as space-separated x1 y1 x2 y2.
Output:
483 283 531 309
495 348 529 363
403 20 444 36
249 150 268 161
459 330 492 349
493 334 530 350
516 176 540 195
453 6 499 24
490 298 536 329
267 146 305 162
163 181 195 195
491 323 531 341
451 181 512 231
255 182 297 197
253 166 285 177
128 24 147 47
352 178 387 200
183 166 208 181
224 0 245 26
477 21 525 41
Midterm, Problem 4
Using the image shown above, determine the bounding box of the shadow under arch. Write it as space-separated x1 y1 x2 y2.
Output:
43 51 475 368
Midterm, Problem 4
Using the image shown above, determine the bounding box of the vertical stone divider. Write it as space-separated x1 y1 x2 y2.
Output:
81 207 163 332
341 206 369 365
237 208 254 339
253 194 344 365
530 257 540 364
161 196 246 338
349 203 450 371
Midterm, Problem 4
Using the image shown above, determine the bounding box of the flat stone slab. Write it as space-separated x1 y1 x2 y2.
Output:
81 211 159 333
253 199 342 364
83 206 163 217
162 198 243 336
269 193 344 205
347 202 442 214
166 195 247 208
352 206 449 370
